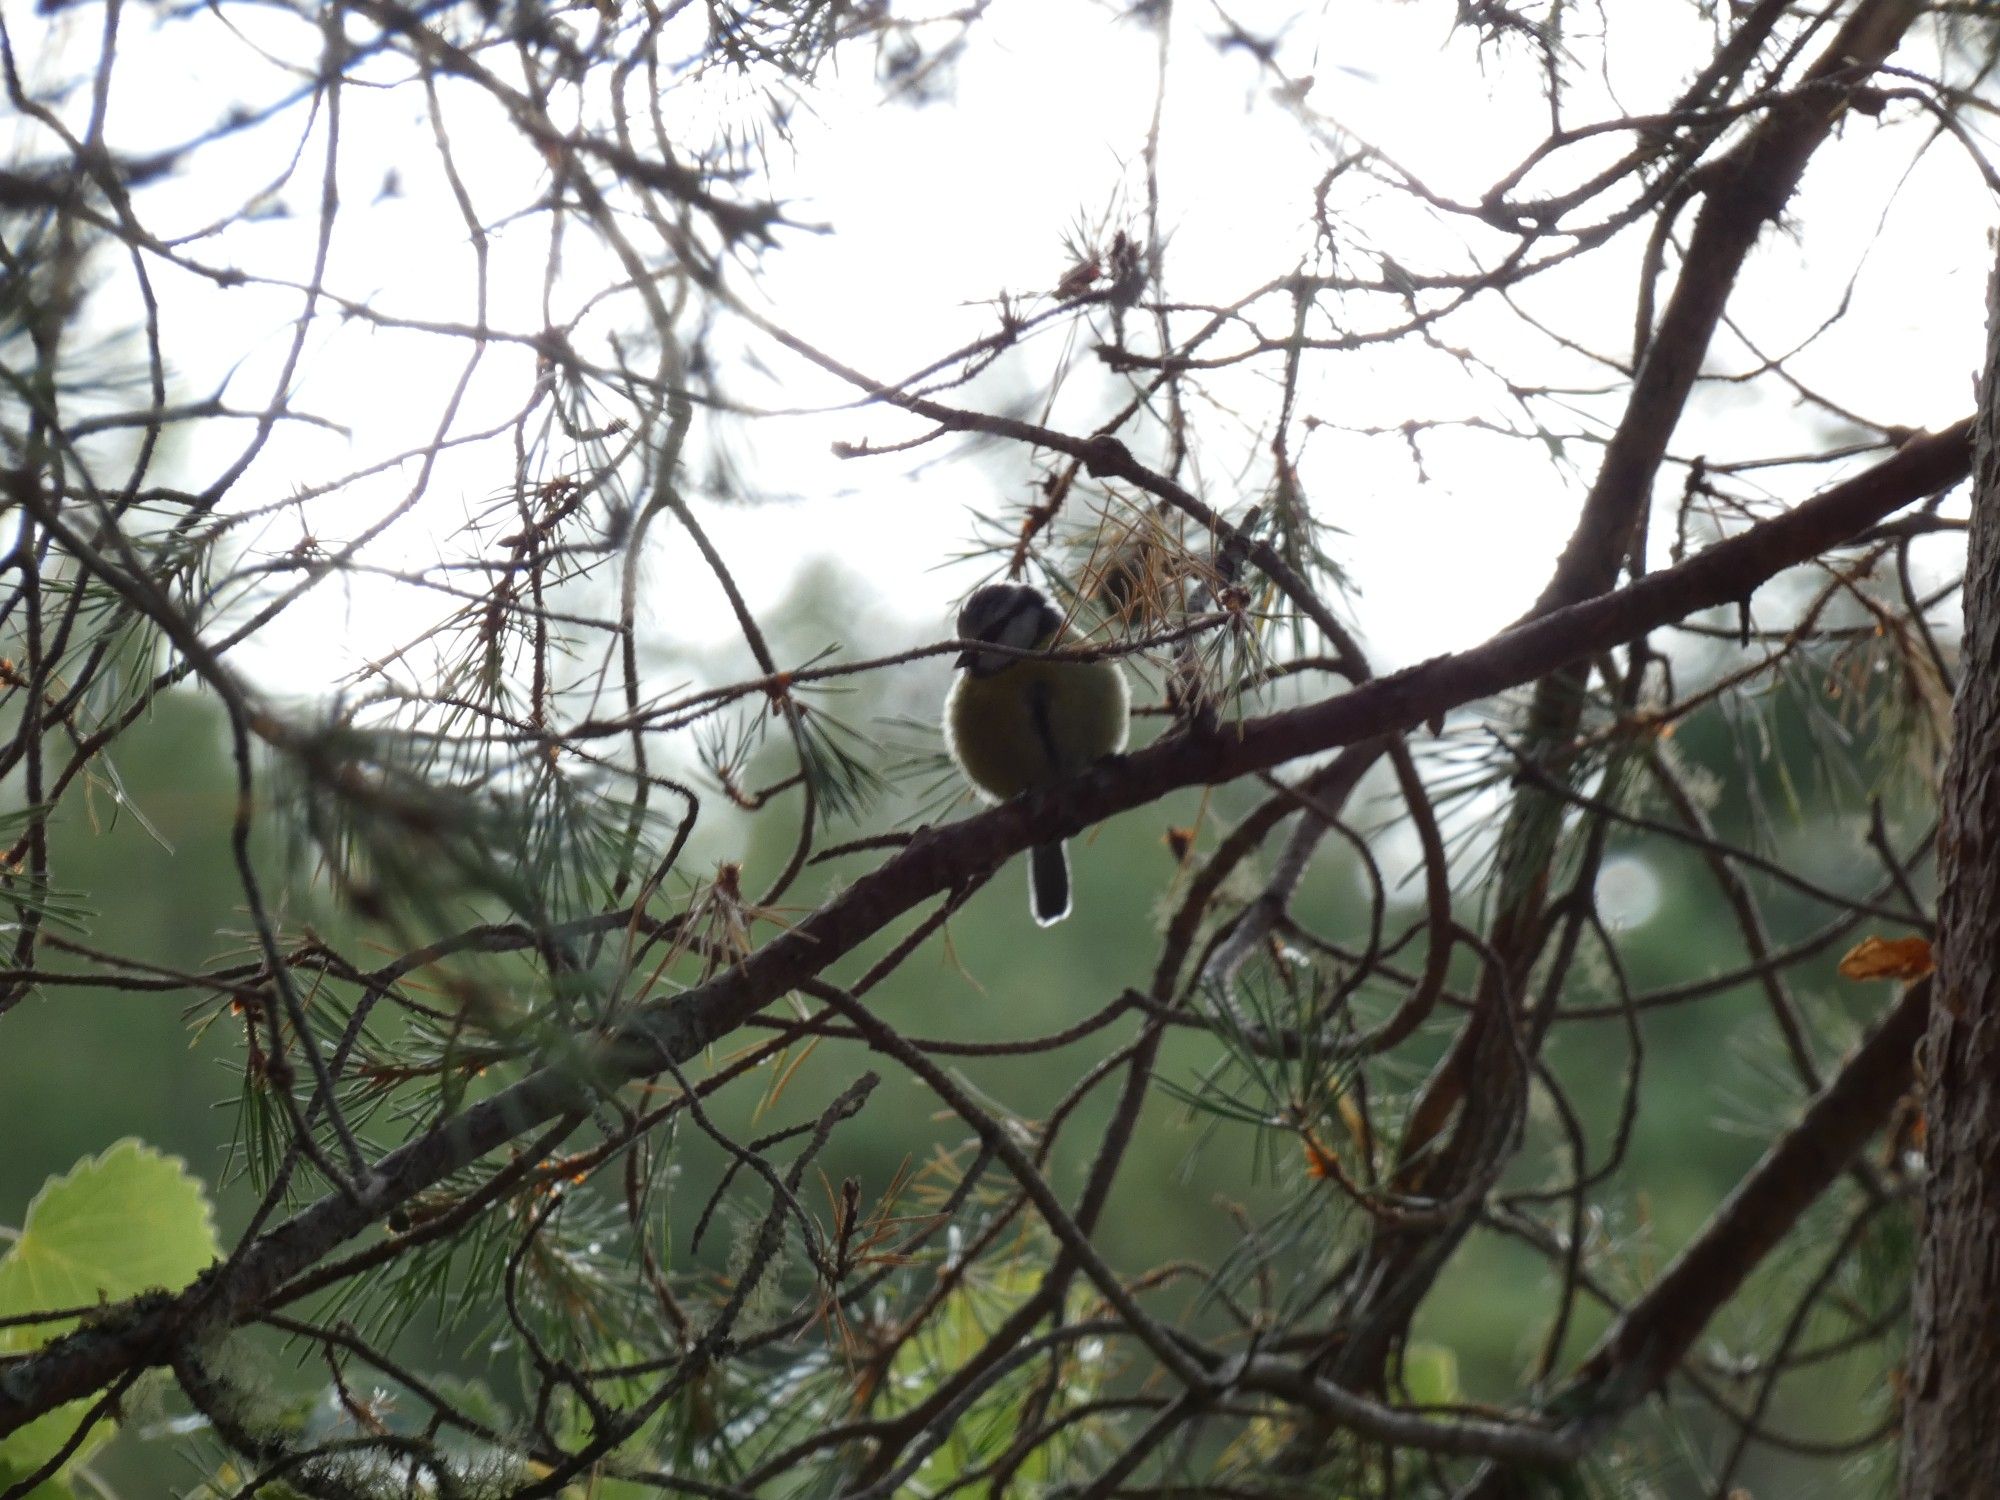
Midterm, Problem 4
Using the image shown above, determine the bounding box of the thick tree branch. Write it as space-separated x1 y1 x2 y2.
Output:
1457 978 1929 1497
1903 235 2000 1497
1573 979 1928 1399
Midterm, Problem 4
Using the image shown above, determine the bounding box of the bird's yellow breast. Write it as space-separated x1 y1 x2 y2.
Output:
944 656 1128 802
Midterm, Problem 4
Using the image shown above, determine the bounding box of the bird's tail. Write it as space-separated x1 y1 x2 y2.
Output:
1029 841 1071 926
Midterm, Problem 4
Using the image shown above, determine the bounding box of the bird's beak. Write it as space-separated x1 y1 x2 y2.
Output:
954 648 976 668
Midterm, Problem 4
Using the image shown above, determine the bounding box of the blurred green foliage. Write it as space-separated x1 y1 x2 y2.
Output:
2 560 1923 1497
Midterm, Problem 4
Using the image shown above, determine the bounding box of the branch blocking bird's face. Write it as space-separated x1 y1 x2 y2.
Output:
942 582 1130 926
954 583 1063 677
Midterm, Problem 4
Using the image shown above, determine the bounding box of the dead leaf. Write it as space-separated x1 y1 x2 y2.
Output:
1837 935 1934 982
1301 1130 1338 1181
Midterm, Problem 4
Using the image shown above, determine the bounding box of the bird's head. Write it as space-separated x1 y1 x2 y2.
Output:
955 583 1061 677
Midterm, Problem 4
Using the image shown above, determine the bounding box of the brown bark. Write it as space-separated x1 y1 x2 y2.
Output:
1903 249 2000 1497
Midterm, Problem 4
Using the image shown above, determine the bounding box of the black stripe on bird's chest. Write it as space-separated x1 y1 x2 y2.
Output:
1027 679 1061 776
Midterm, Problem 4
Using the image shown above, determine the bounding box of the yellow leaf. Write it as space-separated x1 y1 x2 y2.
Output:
1837 935 1934 981
1300 1130 1339 1181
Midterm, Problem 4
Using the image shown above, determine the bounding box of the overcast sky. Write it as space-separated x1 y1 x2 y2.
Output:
11 0 1991 693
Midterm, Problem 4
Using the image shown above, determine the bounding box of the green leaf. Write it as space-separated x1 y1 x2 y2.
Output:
0 1140 220 1488
0 1139 220 1342
0 1448 71 1498
1400 1341 1460 1407
0 1406 91 1499
0 1458 71 1499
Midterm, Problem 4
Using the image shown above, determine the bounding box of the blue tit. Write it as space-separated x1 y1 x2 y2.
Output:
943 583 1130 925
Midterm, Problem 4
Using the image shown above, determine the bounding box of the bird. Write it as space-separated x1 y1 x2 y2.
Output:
943 582 1130 925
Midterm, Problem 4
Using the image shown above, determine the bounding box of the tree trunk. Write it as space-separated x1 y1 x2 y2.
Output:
1902 247 2000 1497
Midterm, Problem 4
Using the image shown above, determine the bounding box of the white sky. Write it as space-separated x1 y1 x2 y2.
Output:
10 0 1994 699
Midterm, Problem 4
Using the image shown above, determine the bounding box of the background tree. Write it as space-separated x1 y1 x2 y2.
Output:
0 1 1991 1497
